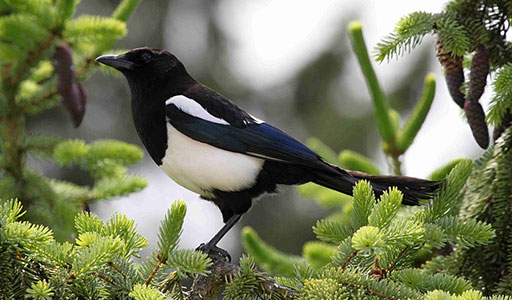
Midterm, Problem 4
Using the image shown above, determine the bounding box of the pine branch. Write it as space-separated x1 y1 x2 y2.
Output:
145 253 166 286
10 33 57 87
187 251 298 300
375 11 435 62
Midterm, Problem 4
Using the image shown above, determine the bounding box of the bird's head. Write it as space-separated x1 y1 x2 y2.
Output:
96 47 192 97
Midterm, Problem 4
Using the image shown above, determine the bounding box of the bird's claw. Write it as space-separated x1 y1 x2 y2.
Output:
196 243 231 262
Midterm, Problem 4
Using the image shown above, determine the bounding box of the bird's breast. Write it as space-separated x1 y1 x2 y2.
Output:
160 123 265 198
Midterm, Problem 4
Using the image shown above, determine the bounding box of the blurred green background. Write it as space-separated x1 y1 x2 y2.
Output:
27 0 484 259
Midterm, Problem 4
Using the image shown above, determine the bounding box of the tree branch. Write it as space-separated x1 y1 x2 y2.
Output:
186 250 298 300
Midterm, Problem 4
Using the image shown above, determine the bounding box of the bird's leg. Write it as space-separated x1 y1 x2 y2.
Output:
196 214 241 261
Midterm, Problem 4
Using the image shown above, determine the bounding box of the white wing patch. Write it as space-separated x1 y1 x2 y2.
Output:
161 124 264 198
166 95 229 125
248 114 264 124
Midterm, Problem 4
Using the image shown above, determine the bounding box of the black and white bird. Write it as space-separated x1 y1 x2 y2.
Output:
96 47 439 254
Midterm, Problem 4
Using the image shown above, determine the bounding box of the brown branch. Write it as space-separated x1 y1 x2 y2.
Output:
21 87 58 111
145 253 165 285
256 275 298 300
386 247 409 274
340 250 359 269
95 272 114 285
108 262 126 278
11 34 57 87
186 250 298 300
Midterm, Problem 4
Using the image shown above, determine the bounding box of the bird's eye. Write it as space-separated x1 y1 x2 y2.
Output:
140 52 152 63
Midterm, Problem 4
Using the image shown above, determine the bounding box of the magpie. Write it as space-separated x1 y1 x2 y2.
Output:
96 47 439 254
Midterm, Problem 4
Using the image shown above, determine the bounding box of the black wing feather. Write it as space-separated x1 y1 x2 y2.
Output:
166 104 333 172
183 85 256 128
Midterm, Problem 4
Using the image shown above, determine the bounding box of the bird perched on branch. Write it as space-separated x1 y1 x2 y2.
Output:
96 47 439 255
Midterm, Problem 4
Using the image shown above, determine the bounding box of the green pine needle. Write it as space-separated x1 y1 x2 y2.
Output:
104 213 148 257
242 226 303 277
350 180 375 229
165 249 212 278
112 0 140 22
88 140 144 166
429 158 467 181
435 15 470 57
64 15 126 46
392 268 471 294
55 0 78 23
488 64 512 126
434 216 495 249
53 139 90 166
302 241 337 269
157 200 187 260
375 11 435 62
129 284 165 300
25 280 54 300
427 159 473 221
368 187 403 228
351 225 385 252
3 0 57 29
0 14 48 50
72 235 123 276
313 219 354 243
0 198 25 224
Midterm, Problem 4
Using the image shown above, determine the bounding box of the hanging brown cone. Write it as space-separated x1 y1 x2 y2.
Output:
53 42 87 127
435 36 465 108
445 67 465 108
469 45 489 102
464 99 489 149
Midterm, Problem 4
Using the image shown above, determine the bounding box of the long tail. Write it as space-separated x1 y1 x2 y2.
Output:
310 166 440 205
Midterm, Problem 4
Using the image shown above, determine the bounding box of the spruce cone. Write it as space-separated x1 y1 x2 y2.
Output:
464 99 489 149
445 68 465 108
54 42 87 127
435 37 465 108
469 45 489 102
435 37 463 71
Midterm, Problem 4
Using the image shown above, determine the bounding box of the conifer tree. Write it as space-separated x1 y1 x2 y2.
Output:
0 0 145 240
2 0 512 299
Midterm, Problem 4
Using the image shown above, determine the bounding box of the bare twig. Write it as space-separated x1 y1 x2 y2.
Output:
340 250 359 269
11 34 57 87
95 272 114 285
108 262 126 278
145 253 165 285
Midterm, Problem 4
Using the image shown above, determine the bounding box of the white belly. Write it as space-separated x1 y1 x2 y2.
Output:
161 124 265 198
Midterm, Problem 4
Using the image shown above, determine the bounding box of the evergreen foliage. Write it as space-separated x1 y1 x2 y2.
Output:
455 127 512 294
375 0 512 147
0 0 145 240
239 162 505 299
1 0 512 299
0 199 212 299
348 20 437 174
236 1 512 297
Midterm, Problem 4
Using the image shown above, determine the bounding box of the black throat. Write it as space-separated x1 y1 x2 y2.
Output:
123 63 196 165
131 91 168 165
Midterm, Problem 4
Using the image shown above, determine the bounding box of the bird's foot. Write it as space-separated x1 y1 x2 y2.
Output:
196 243 231 262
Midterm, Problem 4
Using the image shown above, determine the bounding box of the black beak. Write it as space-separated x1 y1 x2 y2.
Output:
96 55 137 70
